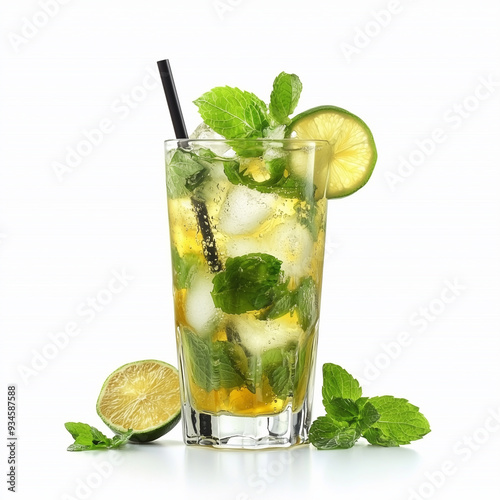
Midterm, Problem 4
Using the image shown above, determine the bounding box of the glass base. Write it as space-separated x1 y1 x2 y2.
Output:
181 400 311 449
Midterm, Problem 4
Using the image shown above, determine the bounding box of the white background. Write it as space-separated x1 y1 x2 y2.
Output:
1 0 500 499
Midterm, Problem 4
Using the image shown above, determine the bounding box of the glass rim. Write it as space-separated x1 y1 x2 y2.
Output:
164 138 330 147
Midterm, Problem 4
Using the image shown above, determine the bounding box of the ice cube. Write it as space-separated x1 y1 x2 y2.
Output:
264 125 286 141
218 185 278 236
194 159 229 209
190 122 222 140
262 126 286 161
185 272 221 337
229 315 300 355
224 215 313 280
189 123 230 156
269 219 313 280
225 236 264 259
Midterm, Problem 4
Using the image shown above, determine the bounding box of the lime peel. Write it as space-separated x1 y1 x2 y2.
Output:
96 359 181 443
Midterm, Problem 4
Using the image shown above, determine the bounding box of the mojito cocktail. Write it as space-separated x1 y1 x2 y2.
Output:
163 70 376 448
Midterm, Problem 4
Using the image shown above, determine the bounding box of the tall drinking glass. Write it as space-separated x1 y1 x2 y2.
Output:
165 139 330 448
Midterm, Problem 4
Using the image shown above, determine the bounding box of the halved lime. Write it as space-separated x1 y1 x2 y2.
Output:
288 105 377 198
96 360 181 443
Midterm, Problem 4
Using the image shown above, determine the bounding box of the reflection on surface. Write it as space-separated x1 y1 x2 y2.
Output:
118 439 185 477
91 438 420 498
184 444 312 498
183 443 420 498
310 443 420 480
111 439 421 500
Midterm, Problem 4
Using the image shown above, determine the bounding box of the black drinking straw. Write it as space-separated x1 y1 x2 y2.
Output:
157 60 188 139
157 59 222 273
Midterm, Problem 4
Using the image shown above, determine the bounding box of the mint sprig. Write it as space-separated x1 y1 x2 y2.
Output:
194 87 269 139
269 72 303 125
65 422 133 452
310 363 431 450
193 72 303 140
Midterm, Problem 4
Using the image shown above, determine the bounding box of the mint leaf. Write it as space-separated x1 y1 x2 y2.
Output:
261 280 296 320
183 329 213 391
244 344 297 398
269 72 302 125
245 355 262 394
362 427 400 447
211 253 283 314
183 329 245 392
295 276 318 332
356 396 369 407
212 341 246 389
322 363 363 403
194 86 269 139
65 423 132 452
261 346 287 371
222 157 306 199
223 157 285 188
268 365 292 399
323 397 380 435
356 401 381 433
261 276 318 328
65 422 95 446
266 347 296 400
325 397 359 421
166 149 207 199
293 340 309 393
309 415 361 450
361 396 431 446
171 247 200 289
89 426 112 446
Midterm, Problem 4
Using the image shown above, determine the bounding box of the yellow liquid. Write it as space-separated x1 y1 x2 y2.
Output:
168 161 326 417
181 325 317 416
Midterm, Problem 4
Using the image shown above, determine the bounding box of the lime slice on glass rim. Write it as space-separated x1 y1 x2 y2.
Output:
288 105 377 198
96 359 181 443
